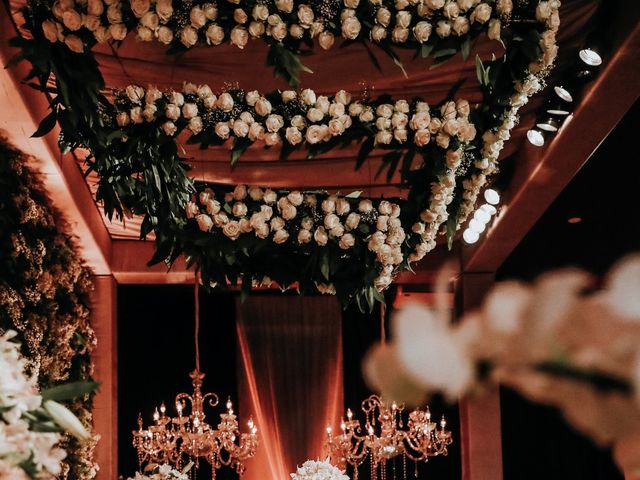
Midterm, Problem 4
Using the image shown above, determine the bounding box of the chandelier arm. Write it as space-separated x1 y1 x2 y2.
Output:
194 270 201 373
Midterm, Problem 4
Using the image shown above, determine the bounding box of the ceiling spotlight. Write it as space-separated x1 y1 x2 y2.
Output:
463 228 480 244
554 86 573 103
474 209 491 224
547 108 571 116
579 48 603 67
536 118 559 133
480 204 497 216
469 219 486 234
484 189 500 205
527 129 545 147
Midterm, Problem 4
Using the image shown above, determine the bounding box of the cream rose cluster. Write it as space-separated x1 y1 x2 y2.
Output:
454 1 560 231
290 460 350 480
186 185 406 294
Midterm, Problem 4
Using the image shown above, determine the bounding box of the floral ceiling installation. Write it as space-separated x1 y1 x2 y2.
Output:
0 138 98 479
10 0 560 309
364 254 640 475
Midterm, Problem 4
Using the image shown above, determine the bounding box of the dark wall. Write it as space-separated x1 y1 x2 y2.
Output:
496 101 640 480
117 285 237 479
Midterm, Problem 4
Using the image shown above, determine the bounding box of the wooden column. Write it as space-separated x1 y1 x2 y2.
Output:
456 272 503 480
91 275 118 480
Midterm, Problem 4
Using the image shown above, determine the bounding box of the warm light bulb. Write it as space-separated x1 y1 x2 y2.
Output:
474 209 491 224
368 425 374 435
579 48 602 66
480 204 497 216
527 129 545 147
463 229 480 245
248 419 254 429
153 408 160 422
426 408 431 421
484 189 500 205
327 426 333 434
392 402 397 411
160 403 166 414
469 219 486 234
341 421 346 431
440 416 447 429
226 399 233 410
347 408 353 419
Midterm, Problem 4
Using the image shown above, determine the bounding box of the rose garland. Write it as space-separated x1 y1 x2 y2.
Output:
35 0 513 85
127 464 190 480
10 0 561 309
451 0 560 232
0 139 98 479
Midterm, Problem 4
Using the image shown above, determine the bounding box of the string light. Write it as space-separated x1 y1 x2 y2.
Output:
484 189 500 205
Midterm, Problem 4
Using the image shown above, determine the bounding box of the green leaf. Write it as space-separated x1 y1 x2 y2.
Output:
345 191 362 199
355 137 375 171
460 37 471 61
433 48 457 59
475 54 487 87
320 251 330 280
31 110 57 138
41 381 100 402
420 44 434 58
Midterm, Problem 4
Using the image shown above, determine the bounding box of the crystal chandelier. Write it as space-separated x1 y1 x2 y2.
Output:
133 277 258 478
325 395 452 480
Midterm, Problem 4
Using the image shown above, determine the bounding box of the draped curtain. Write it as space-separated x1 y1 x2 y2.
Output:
236 296 343 480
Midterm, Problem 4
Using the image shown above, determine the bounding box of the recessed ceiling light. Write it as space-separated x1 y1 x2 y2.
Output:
536 118 559 132
480 204 497 215
474 209 491 224
567 217 583 224
527 129 545 147
579 48 603 67
463 229 480 244
547 109 571 116
554 86 573 103
469 219 486 234
484 189 500 205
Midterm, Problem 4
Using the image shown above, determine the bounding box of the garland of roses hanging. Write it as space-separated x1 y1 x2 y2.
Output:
9 0 560 309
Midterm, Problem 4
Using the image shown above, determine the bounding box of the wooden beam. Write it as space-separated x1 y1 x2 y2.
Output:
462 18 640 274
0 6 112 274
90 275 118 480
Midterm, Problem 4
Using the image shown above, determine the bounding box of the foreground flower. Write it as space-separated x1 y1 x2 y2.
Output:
291 459 350 480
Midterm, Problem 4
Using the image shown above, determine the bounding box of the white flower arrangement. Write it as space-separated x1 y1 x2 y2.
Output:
291 459 350 480
127 463 190 480
0 330 90 479
454 0 561 230
38 0 512 53
365 253 640 475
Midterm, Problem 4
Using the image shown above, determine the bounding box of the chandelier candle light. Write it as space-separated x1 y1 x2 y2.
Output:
133 276 258 478
325 395 452 480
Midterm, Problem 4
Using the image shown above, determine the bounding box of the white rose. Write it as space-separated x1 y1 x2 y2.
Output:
414 129 431 147
249 187 264 201
371 25 387 42
297 4 314 25
217 92 234 112
298 229 312 244
496 0 512 16
254 97 272 116
248 122 265 141
305 108 323 123
330 224 345 238
535 1 552 21
413 21 432 42
264 132 280 146
436 20 452 37
446 149 462 168
223 221 242 240
441 101 457 120
425 0 445 8
300 88 317 105
443 2 459 18
131 0 151 18
204 3 219 20
396 11 411 28
156 0 174 22
252 4 269 21
188 6 206 28
164 103 180 121
87 0 104 16
375 130 393 145
270 216 285 231
429 117 442 133
281 90 297 103
436 132 450 149
377 215 389 232
443 119 460 136
162 120 177 136
107 4 123 23
360 108 375 122
376 8 391 27
394 128 408 143
65 35 84 53
376 104 393 118
110 22 128 40
285 127 303 145
269 21 287 41
324 213 340 230
471 3 492 23
301 217 314 229
392 26 409 43
130 106 143 124
206 24 225 45
233 184 248 200
265 114 284 132
232 202 248 217
314 227 329 246
249 20 266 37
143 104 157 121
281 202 297 220
452 16 469 35
42 19 61 43
233 120 250 138
116 111 130 127
368 231 387 251
359 199 373 213
345 0 360 7
328 118 345 136
186 201 199 218
341 16 361 40
344 212 360 230
196 214 214 232
62 10 82 30
234 8 249 24
230 26 249 48
255 223 270 239
275 0 294 13
287 191 304 206
180 26 199 47
140 11 159 30
488 18 501 40
264 190 278 205
157 25 173 44
319 31 335 49
215 122 231 139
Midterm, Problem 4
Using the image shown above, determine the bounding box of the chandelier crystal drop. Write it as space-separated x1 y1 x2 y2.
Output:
132 276 258 478
325 395 452 480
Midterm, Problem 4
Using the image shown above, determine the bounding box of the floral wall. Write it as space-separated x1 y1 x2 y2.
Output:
0 136 98 479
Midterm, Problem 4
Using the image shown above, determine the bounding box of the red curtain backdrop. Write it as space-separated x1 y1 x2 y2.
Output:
236 296 343 480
